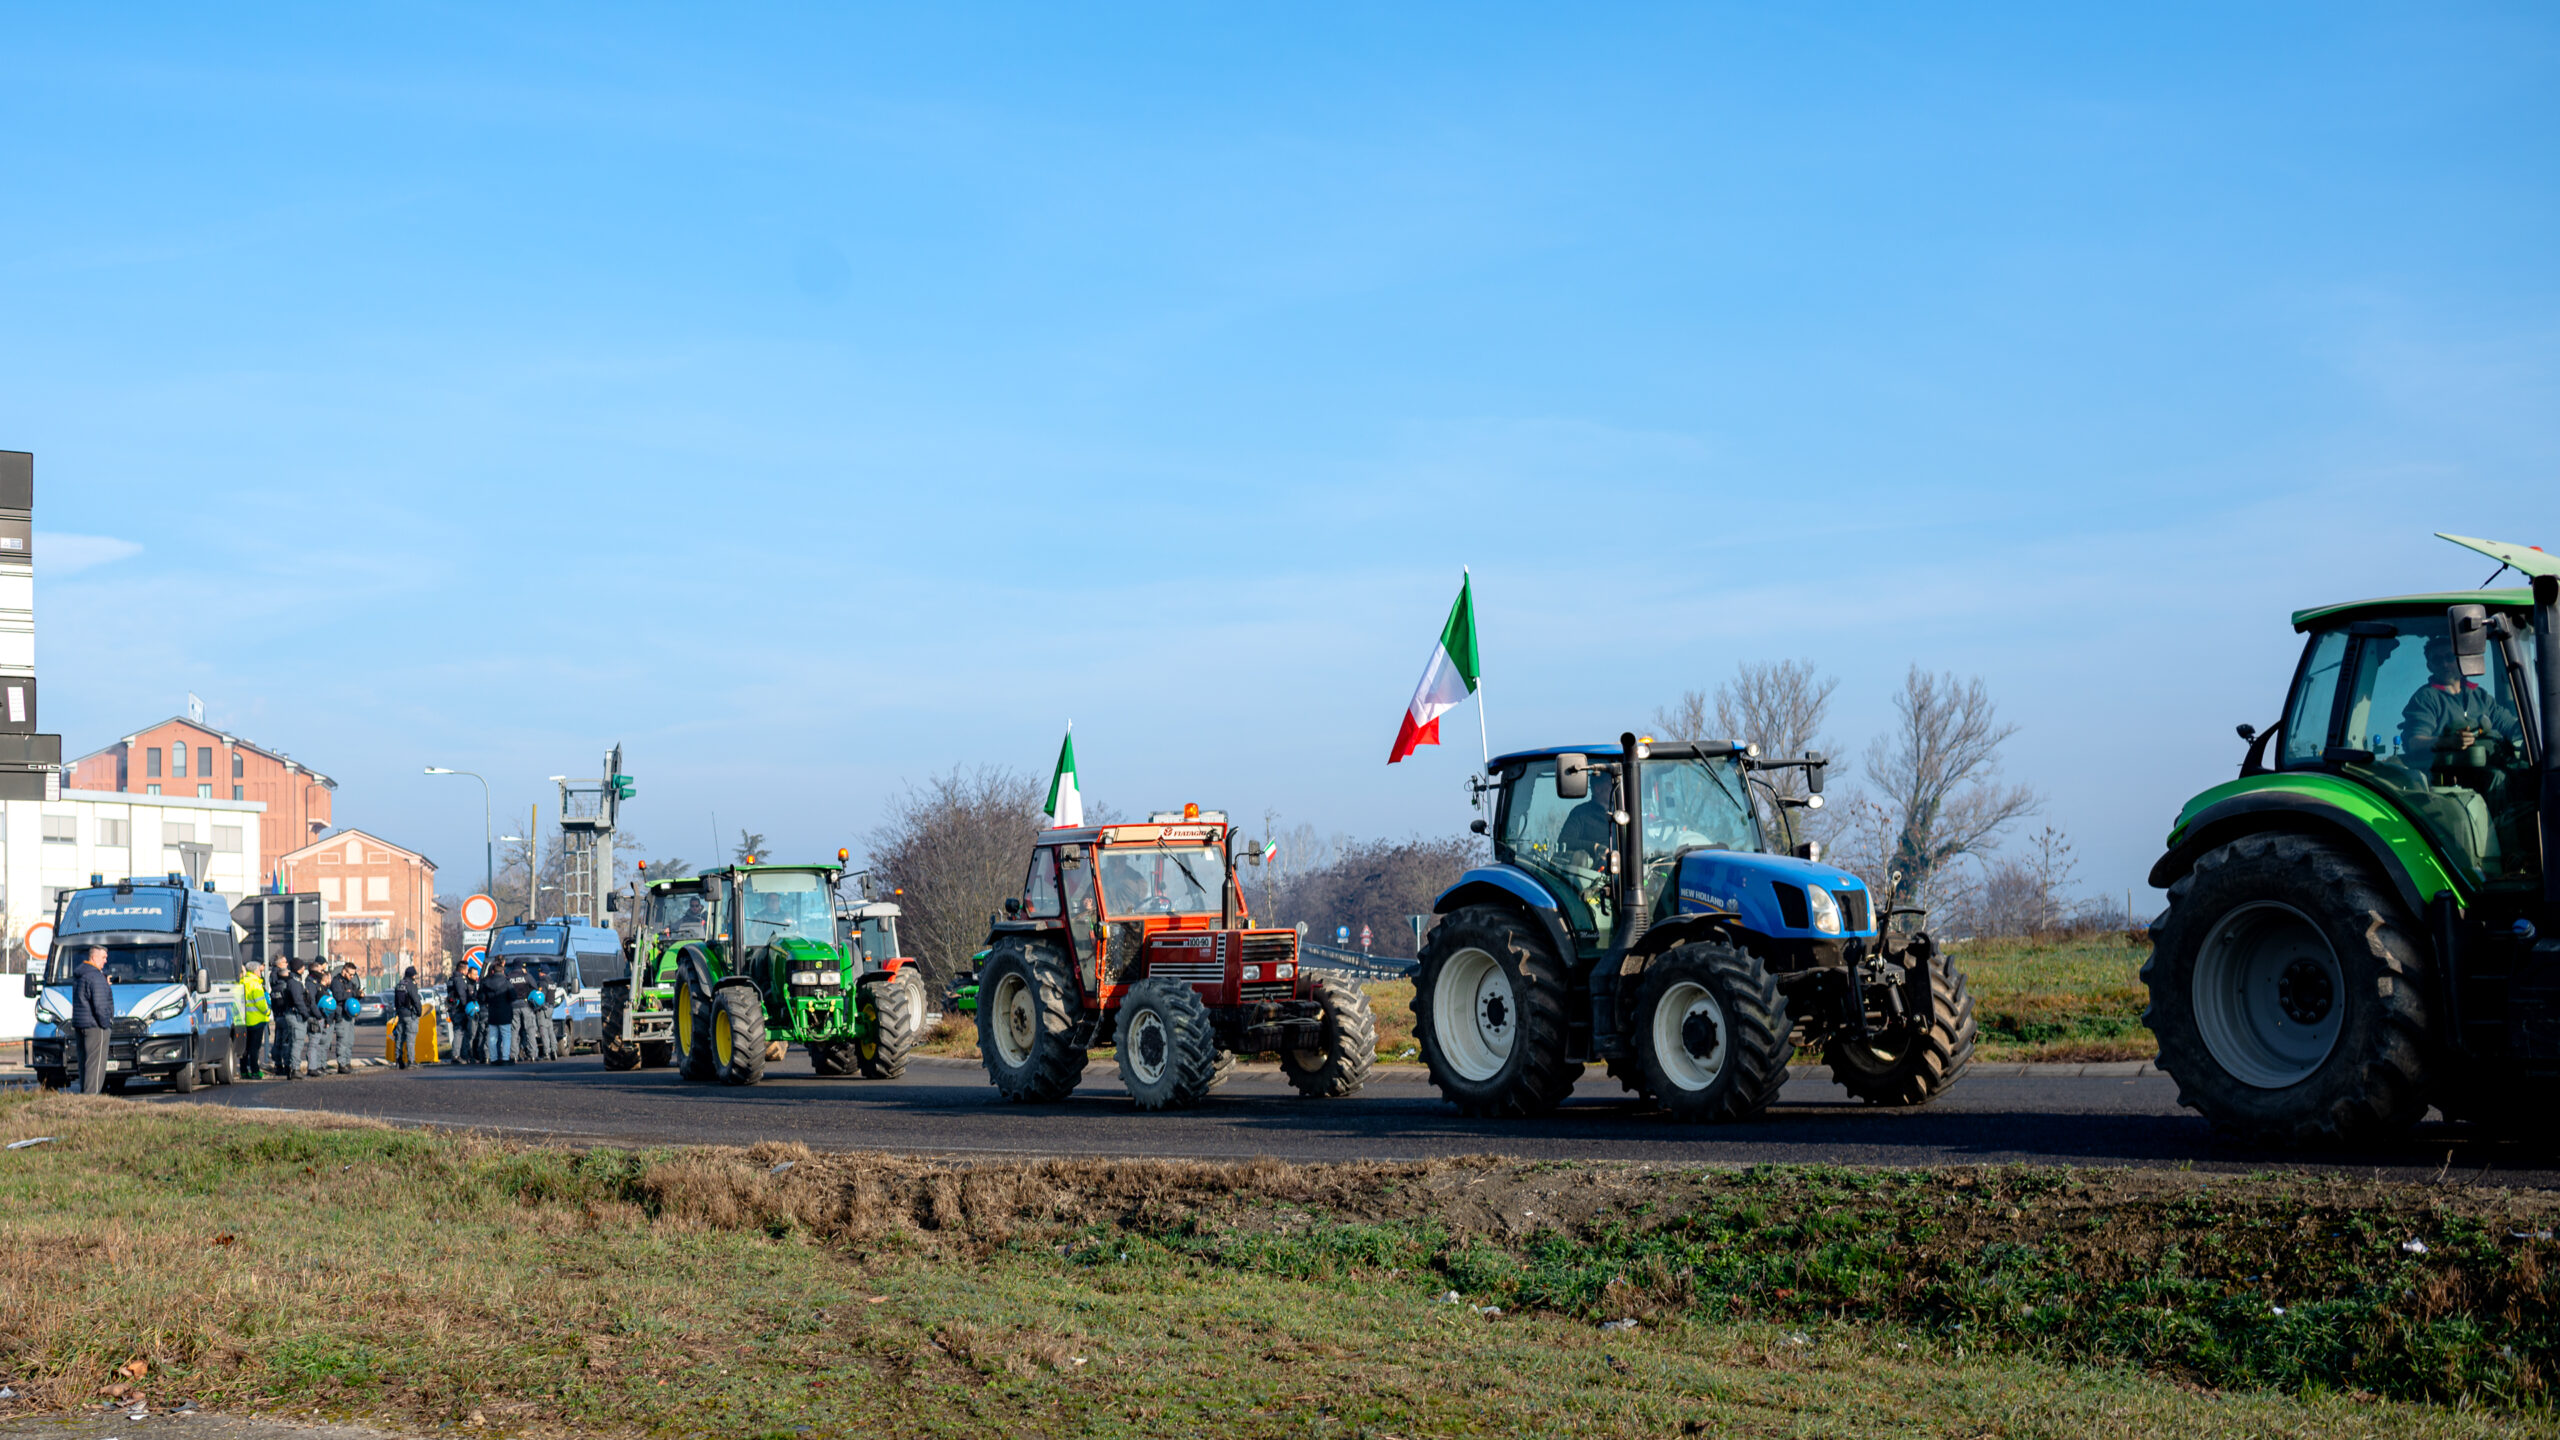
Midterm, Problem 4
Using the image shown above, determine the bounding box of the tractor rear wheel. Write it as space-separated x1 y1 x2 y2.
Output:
710 986 770 1086
977 942 1087 1103
1626 940 1791 1123
674 984 716 1082
1280 973 1377 1098
599 984 641 1071
1114 977 1220 1111
2142 833 2431 1145
858 969 922 1079
806 1039 857 1076
1823 953 1977 1106
1414 904 1580 1117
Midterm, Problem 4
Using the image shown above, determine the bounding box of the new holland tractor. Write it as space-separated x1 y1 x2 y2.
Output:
660 860 926 1086
1416 734 1975 1122
974 806 1377 1110
2142 533 2560 1145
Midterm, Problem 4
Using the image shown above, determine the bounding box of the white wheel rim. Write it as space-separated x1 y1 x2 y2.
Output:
1126 1008 1168 1085
906 977 926 1033
2193 900 2343 1089
1651 980 1727 1092
992 973 1036 1067
1433 946 1515 1082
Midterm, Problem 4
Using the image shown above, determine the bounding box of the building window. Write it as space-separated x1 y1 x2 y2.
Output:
97 819 131 846
146 747 162 778
145 784 161 795
232 785 244 801
198 784 212 798
172 744 187 778
41 815 75 844
232 751 244 778
214 825 243 852
166 822 196 843
318 850 338 865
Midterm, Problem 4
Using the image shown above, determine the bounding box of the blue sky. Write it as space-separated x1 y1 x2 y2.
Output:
5 4 2557 901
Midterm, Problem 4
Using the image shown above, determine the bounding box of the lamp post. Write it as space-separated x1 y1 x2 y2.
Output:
424 767 493 897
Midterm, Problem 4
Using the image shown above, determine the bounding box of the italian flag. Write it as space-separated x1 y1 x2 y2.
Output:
1388 573 1481 764
1045 727 1083 828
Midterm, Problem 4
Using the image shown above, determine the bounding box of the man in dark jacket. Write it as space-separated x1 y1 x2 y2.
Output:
392 966 423 1068
510 964 540 1062
444 966 470 1063
297 958 328 1077
271 959 306 1080
71 945 115 1095
481 962 517 1063
328 963 362 1073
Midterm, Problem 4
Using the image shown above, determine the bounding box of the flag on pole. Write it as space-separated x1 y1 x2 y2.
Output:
1044 727 1083 828
1388 574 1482 764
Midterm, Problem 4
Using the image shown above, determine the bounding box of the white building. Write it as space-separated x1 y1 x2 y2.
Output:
0 787 266 1040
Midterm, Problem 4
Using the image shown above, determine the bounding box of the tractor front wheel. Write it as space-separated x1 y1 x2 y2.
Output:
1626 941 1791 1123
976 942 1088 1103
858 969 923 1079
1414 904 1579 1117
1822 953 1977 1106
2142 833 2430 1145
1114 977 1220 1111
1280 973 1377 1098
599 984 641 1071
674 984 715 1082
709 985 770 1086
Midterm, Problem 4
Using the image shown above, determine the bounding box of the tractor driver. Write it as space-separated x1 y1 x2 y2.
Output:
668 896 708 938
1100 853 1168 914
2402 635 2522 777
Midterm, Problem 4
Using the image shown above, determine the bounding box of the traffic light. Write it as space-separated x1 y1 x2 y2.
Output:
611 773 636 800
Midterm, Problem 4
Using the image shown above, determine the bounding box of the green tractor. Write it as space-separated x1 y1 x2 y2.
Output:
598 872 698 1070
2144 533 2560 1144
659 861 926 1086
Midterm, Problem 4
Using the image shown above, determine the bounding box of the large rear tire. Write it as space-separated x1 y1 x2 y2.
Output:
599 984 641 1071
1280 973 1377 1098
976 942 1088 1103
674 984 716 1083
2142 833 2431 1145
1114 977 1220 1111
1822 952 1977 1106
710 985 769 1086
858 969 922 1079
1414 904 1580 1117
1626 940 1791 1123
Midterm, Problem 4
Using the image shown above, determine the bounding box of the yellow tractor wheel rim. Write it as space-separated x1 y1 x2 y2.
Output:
675 988 694 1054
714 1007 734 1067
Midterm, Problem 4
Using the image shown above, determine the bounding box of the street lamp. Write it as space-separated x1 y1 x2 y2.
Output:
425 767 493 897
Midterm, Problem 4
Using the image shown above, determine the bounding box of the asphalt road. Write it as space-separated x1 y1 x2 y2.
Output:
145 1052 2560 1187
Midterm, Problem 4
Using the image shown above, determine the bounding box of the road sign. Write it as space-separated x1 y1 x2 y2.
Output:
463 929 491 947
1336 925 1349 945
1360 924 1373 952
23 921 52 960
460 894 498 931
463 944 488 975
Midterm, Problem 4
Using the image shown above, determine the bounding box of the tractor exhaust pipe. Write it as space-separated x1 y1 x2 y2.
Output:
1589 732 1649 1057
2537 573 2560 906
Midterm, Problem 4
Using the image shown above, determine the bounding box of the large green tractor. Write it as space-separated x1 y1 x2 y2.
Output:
2144 533 2560 1145
662 861 925 1086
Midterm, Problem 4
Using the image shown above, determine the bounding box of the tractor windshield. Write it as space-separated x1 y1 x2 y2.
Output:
845 914 899 965
1638 758 1762 863
739 871 836 945
1097 845 1226 918
648 886 711 938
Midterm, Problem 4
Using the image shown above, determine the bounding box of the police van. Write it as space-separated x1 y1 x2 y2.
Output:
25 874 244 1091
485 918 624 1053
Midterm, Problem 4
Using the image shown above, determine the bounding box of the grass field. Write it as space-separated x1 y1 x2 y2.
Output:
1 1094 2554 1438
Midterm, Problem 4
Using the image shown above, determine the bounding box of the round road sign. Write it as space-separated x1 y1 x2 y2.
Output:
24 921 53 960
463 944 488 975
460 894 498 931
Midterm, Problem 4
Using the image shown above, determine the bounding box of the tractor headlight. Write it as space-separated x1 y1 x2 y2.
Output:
790 971 820 986
1277 964 1294 980
1242 965 1261 982
1806 885 1843 936
818 971 842 985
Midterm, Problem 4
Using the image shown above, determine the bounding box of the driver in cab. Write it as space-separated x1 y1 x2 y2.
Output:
1101 856 1164 915
668 897 708 938
2403 635 2522 776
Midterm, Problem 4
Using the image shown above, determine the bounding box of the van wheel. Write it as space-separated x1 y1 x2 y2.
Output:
210 1037 239 1086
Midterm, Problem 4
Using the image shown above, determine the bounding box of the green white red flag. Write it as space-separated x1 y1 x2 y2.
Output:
1045 727 1083 828
1388 573 1482 764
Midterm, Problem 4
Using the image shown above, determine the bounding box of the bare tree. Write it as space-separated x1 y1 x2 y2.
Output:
1951 826 2077 937
1264 834 1484 959
1838 666 2039 918
1657 659 1842 843
866 766 1046 989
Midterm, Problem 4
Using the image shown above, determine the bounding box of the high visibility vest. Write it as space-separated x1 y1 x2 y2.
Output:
240 971 272 1025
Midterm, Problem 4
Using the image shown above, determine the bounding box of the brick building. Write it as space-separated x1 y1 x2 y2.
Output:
276 828 441 989
68 719 335 887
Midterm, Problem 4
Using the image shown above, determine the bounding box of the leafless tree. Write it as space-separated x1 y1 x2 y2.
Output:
1950 826 2077 937
1263 834 1485 959
1656 659 1842 844
866 766 1047 989
1836 666 2039 919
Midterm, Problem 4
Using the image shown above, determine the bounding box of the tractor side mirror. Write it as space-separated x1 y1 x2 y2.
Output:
1470 818 1489 835
1003 897 1022 919
2448 604 2490 678
1803 751 1826 796
605 892 621 913
1555 754 1590 800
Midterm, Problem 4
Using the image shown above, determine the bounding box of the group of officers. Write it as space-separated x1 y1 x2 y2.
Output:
233 956 427 1079
441 959 570 1065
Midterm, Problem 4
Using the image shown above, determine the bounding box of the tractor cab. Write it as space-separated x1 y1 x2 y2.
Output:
838 899 906 976
1006 811 1298 1011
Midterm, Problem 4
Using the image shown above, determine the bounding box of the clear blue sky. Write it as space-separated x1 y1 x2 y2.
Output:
6 4 2557 902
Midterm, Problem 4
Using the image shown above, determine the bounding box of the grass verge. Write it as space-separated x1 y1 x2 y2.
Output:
0 1094 2553 1438
1954 933 2156 1062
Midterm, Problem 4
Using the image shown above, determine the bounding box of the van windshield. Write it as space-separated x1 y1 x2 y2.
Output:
48 943 183 986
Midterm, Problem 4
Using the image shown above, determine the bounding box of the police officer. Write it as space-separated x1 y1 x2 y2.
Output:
480 961 517 1064
328 963 361 1073
392 966 423 1069
71 944 114 1095
237 959 272 1081
508 963 538 1063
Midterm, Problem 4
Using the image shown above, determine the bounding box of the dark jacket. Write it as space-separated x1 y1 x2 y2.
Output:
509 970 535 1010
279 970 318 1021
71 963 116 1031
394 977 422 1018
328 974 361 1019
480 968 515 1020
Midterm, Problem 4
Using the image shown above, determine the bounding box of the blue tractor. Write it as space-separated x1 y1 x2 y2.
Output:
1417 733 1976 1120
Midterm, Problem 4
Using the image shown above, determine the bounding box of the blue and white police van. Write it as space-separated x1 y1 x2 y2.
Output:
485 918 625 1053
25 874 244 1091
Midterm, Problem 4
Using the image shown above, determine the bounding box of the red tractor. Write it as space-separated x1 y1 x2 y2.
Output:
973 807 1376 1109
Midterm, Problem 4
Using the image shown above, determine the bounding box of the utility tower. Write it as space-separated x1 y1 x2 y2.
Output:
557 744 634 925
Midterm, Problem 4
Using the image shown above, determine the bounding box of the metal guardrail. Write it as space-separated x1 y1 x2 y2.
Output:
1296 941 1416 981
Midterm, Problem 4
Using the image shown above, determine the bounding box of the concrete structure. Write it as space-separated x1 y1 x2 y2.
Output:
275 828 440 990
0 451 65 803
68 720 335 886
0 788 267 1040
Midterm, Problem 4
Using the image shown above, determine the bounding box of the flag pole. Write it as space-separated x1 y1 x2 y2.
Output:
1467 566 1489 766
